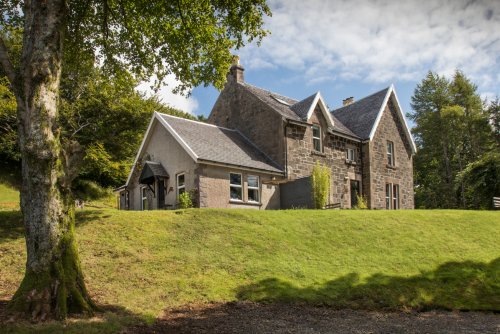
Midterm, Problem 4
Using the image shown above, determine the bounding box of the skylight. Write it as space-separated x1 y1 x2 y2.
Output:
271 95 291 106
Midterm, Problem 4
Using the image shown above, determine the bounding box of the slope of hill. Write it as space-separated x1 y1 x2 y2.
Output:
2 208 499 312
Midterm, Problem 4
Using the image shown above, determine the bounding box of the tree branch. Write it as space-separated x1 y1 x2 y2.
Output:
0 36 17 86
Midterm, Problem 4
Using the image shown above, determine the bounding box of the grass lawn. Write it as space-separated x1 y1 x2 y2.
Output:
0 200 499 332
0 183 19 211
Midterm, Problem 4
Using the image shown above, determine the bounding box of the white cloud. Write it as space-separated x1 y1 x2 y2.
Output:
136 75 199 114
240 0 500 92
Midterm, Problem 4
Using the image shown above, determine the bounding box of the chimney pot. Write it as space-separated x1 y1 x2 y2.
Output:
343 97 354 106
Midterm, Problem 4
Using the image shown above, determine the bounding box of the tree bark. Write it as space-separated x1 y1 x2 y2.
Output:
8 0 96 320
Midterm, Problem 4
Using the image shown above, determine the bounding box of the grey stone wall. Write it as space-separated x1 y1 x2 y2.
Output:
285 107 363 208
365 96 414 209
208 81 286 168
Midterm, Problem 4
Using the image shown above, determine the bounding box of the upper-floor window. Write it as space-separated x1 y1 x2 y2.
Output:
312 125 322 152
387 141 395 166
346 148 355 161
177 173 185 197
230 173 242 201
247 175 260 203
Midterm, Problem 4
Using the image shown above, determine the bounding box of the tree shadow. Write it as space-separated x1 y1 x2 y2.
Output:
0 209 109 242
236 258 500 312
0 211 23 242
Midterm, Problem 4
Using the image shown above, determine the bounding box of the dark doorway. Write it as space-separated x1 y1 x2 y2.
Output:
350 180 360 208
158 179 165 209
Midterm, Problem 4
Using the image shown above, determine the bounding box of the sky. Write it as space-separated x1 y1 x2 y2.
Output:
139 0 500 122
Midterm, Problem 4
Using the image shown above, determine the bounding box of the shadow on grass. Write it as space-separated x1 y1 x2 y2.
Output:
0 211 23 242
236 258 500 312
0 209 108 242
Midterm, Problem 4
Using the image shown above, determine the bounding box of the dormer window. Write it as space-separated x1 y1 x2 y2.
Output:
312 125 322 152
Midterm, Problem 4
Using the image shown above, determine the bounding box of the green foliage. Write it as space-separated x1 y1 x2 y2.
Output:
353 194 368 209
456 152 500 209
0 76 18 161
311 161 331 209
177 192 193 209
409 70 498 209
72 179 112 201
487 97 500 147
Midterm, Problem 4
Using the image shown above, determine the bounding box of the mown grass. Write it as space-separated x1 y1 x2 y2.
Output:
1 206 499 333
0 183 19 211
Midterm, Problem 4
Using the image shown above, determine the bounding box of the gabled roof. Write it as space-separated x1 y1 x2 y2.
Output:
240 84 335 129
140 161 169 184
331 87 390 139
331 85 416 153
125 113 284 186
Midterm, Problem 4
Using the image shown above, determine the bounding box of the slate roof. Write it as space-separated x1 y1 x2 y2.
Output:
142 161 169 178
239 83 301 121
290 93 318 120
331 87 390 139
158 113 283 173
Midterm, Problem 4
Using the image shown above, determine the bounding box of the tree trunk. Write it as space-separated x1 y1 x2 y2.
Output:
9 0 96 320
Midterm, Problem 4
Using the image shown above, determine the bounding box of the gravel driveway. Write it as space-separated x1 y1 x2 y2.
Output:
130 302 500 334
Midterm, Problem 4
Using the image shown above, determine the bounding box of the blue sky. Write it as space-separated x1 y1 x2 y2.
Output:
139 0 500 123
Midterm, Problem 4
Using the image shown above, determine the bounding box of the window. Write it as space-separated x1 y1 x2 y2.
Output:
392 184 399 209
230 173 242 201
386 183 400 209
387 141 394 166
177 173 185 197
346 148 355 161
385 183 392 209
141 187 148 210
247 175 260 203
312 125 322 152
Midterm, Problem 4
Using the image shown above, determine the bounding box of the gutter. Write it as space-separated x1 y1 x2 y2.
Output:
197 159 285 176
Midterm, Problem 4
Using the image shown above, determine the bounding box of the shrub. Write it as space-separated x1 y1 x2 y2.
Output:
178 191 193 209
353 194 368 209
311 161 331 209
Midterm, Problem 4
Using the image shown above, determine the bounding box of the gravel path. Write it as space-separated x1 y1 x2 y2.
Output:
130 302 500 334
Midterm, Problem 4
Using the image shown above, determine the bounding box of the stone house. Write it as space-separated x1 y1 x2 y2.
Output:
117 59 416 210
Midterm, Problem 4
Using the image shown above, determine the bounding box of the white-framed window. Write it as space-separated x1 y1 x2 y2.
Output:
387 141 394 166
312 125 322 152
346 148 355 161
141 187 148 210
247 175 260 203
393 184 400 209
386 183 400 209
385 183 392 209
229 173 242 201
177 173 185 197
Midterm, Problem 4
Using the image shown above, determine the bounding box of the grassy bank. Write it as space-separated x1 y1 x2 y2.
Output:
1 207 499 332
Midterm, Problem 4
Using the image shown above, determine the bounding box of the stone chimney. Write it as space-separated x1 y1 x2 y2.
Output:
342 97 354 106
228 55 244 83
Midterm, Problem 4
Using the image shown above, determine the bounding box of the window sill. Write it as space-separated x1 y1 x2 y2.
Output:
345 159 357 165
230 200 262 206
386 164 397 170
311 150 326 157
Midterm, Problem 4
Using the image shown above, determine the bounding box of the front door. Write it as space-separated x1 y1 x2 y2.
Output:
158 179 165 209
350 180 360 208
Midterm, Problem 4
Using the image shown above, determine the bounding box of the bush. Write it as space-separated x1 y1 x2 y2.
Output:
353 194 368 209
177 191 193 209
311 161 331 209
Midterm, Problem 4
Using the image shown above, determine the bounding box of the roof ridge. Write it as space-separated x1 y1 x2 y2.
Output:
331 86 391 112
239 82 299 103
157 112 237 132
